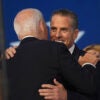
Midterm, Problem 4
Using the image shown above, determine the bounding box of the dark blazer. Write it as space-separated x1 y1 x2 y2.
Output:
7 38 95 100
95 62 100 100
68 45 97 100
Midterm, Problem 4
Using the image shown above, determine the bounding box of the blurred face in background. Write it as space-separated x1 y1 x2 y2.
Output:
86 49 100 57
50 15 79 48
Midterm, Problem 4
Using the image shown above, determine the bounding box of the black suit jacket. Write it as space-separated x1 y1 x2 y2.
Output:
68 45 97 100
95 61 100 100
7 38 95 100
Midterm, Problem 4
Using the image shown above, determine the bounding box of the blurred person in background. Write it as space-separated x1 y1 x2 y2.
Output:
84 44 100 100
84 44 100 56
0 51 2 68
0 70 3 100
0 51 2 100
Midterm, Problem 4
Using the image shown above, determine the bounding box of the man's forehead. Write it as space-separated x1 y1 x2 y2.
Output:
51 14 71 19
51 15 72 23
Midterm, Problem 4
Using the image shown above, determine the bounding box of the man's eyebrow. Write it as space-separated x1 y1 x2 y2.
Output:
50 27 56 29
60 27 69 30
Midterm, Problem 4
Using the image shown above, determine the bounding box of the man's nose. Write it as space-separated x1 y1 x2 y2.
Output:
56 30 61 38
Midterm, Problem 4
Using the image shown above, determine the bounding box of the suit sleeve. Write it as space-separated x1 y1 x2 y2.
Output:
6 52 21 98
58 44 96 95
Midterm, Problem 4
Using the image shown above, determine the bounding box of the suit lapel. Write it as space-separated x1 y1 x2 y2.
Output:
72 45 80 61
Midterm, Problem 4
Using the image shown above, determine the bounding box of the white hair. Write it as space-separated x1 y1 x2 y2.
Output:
14 8 44 39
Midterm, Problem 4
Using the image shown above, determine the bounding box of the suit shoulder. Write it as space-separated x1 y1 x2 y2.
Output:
40 40 68 49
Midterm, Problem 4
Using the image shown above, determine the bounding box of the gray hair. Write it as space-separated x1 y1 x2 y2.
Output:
14 8 44 39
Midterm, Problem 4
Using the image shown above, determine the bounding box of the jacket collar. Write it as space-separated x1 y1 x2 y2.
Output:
72 44 85 60
19 37 38 45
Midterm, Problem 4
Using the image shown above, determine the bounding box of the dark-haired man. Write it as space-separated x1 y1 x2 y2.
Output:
39 9 99 100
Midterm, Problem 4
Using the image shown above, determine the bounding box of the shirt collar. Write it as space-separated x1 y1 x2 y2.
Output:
69 44 75 54
22 35 34 40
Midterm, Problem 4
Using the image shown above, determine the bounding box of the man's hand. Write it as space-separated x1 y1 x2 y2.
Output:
38 79 67 100
78 51 100 66
5 47 17 59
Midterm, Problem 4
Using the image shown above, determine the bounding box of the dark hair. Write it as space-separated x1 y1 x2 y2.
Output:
51 9 78 29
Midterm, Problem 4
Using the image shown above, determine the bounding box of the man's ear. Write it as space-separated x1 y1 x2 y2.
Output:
39 20 44 33
39 20 48 40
